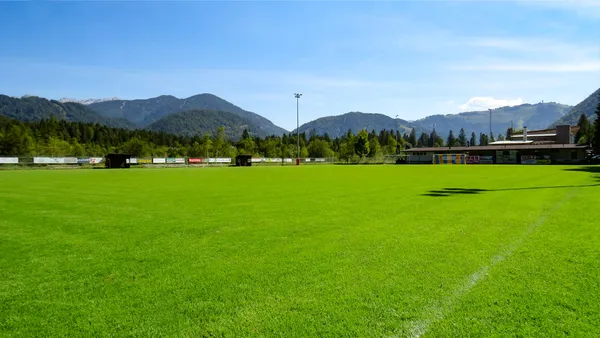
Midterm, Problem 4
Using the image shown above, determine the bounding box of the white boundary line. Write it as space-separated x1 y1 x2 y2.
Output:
405 189 577 338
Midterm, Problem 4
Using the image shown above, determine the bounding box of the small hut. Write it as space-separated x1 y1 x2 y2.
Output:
105 154 132 169
235 154 252 167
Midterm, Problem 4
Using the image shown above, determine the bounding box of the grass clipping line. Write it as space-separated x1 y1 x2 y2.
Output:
405 189 578 338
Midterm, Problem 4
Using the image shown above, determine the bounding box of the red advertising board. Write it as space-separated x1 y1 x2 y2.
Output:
188 158 203 163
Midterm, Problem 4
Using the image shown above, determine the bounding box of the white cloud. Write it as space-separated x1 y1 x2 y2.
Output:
451 61 600 72
515 0 600 18
459 97 524 111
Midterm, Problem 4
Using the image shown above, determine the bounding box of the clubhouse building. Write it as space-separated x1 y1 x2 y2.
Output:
407 125 590 164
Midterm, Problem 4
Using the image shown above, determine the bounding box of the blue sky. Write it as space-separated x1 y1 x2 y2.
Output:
1 0 598 130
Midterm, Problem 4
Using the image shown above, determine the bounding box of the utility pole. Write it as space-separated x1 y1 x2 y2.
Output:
294 93 302 163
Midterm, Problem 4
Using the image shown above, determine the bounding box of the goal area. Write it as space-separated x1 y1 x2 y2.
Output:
432 154 467 165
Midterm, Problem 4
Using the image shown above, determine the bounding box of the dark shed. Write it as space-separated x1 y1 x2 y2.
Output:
235 155 252 166
105 154 132 169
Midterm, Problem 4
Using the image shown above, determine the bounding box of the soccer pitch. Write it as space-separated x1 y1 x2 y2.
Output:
1 165 599 337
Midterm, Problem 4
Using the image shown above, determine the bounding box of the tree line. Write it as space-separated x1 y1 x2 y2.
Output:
1 109 599 161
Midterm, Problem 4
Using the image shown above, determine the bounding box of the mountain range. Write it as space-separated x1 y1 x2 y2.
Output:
87 93 287 137
1 86 598 140
147 109 253 140
59 97 121 105
0 95 134 129
293 112 427 137
412 102 572 138
549 87 600 127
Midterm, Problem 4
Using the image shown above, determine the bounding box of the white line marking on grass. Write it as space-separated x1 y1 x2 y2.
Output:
405 190 577 338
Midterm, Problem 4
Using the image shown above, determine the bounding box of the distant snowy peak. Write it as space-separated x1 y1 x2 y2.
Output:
59 97 121 105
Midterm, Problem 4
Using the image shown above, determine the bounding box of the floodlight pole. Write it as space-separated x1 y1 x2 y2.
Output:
294 93 302 161
489 108 492 139
395 114 399 154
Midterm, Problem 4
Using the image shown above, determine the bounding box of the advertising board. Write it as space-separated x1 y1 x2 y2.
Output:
0 157 19 164
34 157 64 164
466 156 480 164
208 158 231 163
496 151 517 164
188 158 203 164
137 158 152 164
175 158 186 164
166 158 177 163
521 155 537 164
34 157 103 164
479 156 494 164
153 158 166 164
126 158 138 164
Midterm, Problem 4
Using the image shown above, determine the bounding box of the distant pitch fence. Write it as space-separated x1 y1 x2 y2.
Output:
0 156 337 167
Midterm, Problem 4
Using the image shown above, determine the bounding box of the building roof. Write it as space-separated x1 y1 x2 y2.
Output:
407 143 588 152
510 133 557 138
489 140 534 145
508 125 580 137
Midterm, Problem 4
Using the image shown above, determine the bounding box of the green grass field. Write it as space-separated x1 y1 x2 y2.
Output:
1 165 599 337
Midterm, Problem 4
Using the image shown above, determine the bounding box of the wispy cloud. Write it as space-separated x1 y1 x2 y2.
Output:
459 97 524 111
464 37 598 56
451 61 600 72
446 33 600 73
515 0 600 18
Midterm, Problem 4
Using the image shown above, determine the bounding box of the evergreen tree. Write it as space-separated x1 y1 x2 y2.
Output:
429 130 443 147
447 130 456 147
417 132 429 147
457 128 467 146
354 130 370 157
470 132 477 146
479 133 488 146
408 128 417 148
242 128 250 140
506 127 513 141
575 114 591 145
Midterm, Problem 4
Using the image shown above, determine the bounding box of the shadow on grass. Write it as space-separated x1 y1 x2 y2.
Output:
422 184 600 197
563 166 600 174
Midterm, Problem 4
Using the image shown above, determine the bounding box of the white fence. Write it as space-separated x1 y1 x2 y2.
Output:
0 157 19 164
0 156 336 166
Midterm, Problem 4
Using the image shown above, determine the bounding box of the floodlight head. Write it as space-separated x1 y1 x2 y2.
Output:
294 93 302 98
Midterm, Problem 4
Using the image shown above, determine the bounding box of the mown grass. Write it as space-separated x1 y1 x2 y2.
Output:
1 165 599 337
